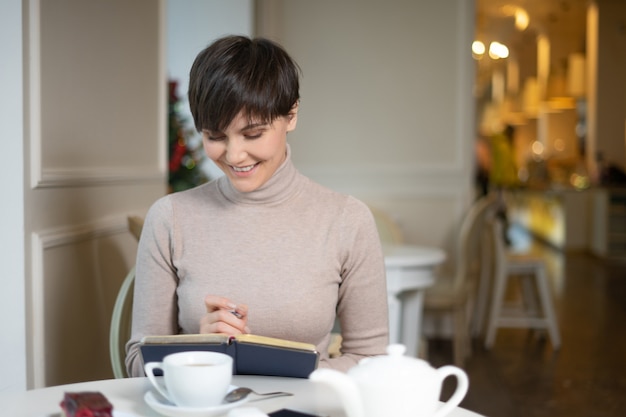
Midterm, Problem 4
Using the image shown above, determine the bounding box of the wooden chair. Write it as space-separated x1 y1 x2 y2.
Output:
127 215 144 241
109 267 135 378
423 194 498 367
369 206 405 245
109 215 144 378
484 216 561 350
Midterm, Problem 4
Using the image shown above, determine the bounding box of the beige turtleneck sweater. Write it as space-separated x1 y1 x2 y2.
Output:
125 147 389 377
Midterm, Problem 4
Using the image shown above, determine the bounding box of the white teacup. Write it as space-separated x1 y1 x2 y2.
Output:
145 351 233 408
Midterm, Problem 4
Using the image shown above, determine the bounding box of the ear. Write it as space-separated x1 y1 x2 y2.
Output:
286 102 299 132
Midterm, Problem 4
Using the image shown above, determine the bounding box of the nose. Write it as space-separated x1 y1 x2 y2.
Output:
224 138 247 165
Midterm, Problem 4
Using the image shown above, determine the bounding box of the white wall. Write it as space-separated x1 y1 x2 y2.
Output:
0 0 26 393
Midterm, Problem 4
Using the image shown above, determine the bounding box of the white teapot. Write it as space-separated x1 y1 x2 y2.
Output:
309 344 468 417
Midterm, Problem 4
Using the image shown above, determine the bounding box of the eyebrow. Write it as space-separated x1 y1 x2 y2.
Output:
201 122 269 135
240 122 268 132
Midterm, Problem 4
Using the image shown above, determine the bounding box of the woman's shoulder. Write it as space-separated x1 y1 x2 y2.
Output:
301 176 372 218
146 181 219 218
163 181 220 203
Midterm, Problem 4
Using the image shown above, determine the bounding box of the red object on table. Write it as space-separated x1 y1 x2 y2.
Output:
59 391 113 417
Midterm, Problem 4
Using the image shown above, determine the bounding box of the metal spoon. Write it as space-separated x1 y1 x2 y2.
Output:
224 387 293 403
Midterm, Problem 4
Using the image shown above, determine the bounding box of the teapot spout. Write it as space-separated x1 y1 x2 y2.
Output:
309 368 365 417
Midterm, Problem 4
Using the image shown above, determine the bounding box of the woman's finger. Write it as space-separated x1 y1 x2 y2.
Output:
204 295 248 320
199 312 243 335
201 295 250 334
204 295 239 313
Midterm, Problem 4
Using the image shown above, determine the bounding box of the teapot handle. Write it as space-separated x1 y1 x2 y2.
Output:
432 365 469 417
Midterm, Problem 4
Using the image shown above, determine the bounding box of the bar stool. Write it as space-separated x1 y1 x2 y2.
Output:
484 217 561 350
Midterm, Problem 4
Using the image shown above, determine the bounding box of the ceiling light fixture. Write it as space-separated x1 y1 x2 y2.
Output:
472 40 486 59
514 8 529 31
489 42 509 59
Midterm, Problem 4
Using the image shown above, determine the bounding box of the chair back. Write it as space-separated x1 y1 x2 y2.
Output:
108 215 144 378
488 215 507 277
369 206 404 244
451 194 498 290
109 267 135 378
127 216 144 241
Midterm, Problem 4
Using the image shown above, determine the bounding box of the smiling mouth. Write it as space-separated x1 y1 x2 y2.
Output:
231 163 258 172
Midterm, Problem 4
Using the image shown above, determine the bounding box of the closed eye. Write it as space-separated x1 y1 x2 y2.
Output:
242 123 268 139
244 131 263 139
202 130 226 141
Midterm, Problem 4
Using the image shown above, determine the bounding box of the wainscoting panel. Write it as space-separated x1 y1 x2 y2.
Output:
27 0 166 189
31 218 138 387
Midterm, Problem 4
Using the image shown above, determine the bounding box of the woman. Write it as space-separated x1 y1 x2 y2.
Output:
125 35 389 377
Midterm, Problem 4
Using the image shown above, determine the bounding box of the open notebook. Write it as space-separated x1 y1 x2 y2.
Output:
140 333 319 378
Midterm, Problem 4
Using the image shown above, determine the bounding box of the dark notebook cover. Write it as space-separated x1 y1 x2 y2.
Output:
139 334 319 379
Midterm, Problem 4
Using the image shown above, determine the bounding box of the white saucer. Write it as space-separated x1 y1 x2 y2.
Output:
144 387 249 417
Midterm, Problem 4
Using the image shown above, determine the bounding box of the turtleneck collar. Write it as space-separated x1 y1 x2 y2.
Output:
217 144 303 205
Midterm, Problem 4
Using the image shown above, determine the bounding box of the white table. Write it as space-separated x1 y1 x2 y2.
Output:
384 244 446 357
0 375 485 417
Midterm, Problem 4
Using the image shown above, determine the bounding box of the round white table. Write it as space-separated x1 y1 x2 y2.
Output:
0 375 485 417
384 244 446 357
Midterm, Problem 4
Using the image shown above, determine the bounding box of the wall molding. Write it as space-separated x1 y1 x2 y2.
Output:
34 167 164 188
26 0 166 190
298 163 467 197
29 217 129 388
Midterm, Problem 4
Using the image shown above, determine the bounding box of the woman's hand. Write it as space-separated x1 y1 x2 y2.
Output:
199 295 250 335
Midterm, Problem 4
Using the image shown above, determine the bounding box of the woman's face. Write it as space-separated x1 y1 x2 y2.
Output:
202 108 298 193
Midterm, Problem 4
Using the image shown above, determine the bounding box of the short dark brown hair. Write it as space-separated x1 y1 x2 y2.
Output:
188 35 301 132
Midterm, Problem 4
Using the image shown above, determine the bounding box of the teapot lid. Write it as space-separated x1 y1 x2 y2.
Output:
349 344 432 382
385 344 409 357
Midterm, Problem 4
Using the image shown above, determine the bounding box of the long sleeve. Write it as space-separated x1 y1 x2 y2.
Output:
320 197 389 371
125 197 179 377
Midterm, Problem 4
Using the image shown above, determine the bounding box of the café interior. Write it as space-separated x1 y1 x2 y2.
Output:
2 0 626 415
432 1 626 416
